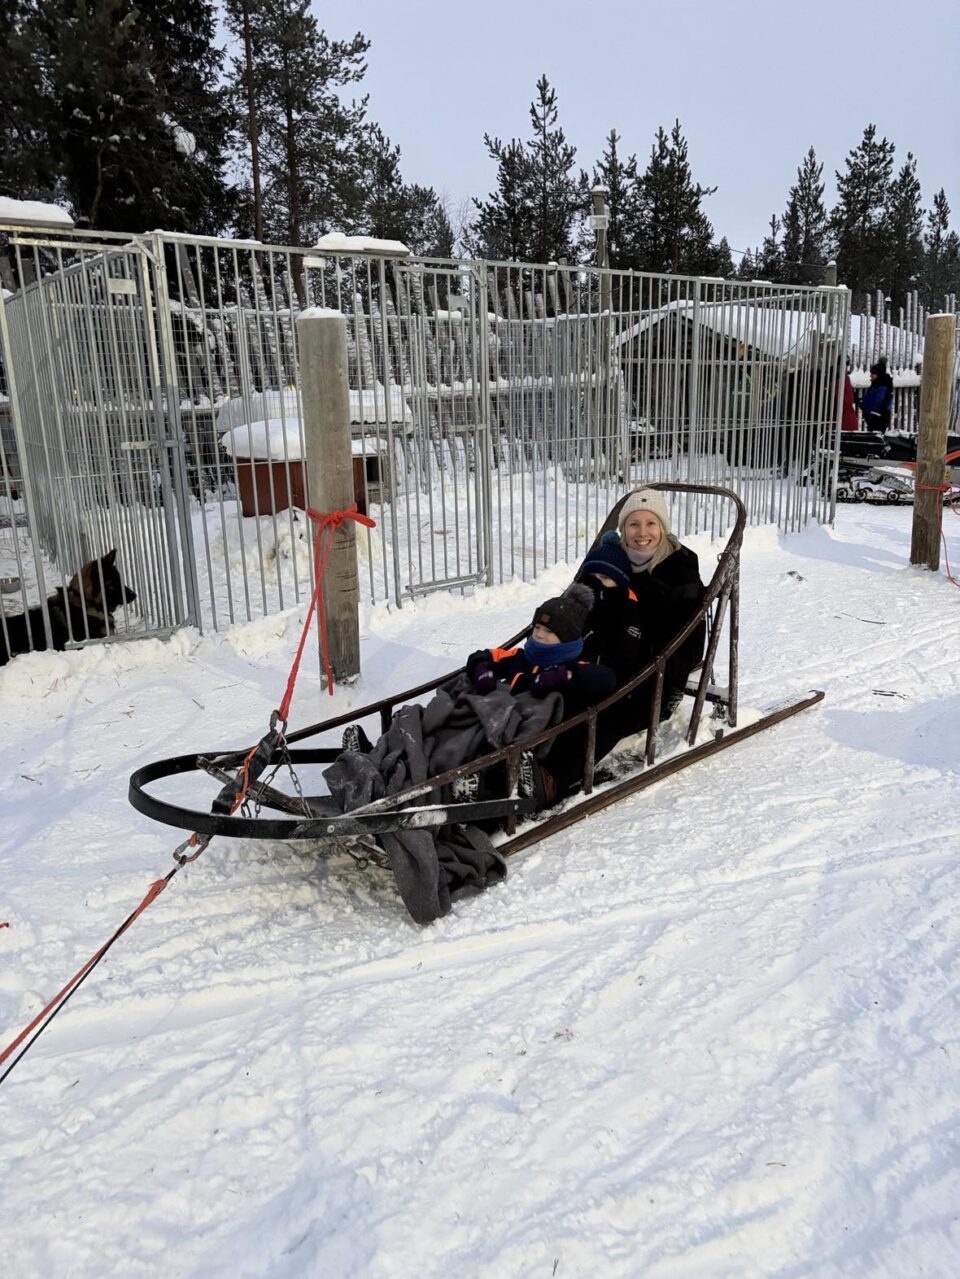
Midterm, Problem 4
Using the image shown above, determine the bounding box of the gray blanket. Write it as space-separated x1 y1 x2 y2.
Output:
323 674 563 924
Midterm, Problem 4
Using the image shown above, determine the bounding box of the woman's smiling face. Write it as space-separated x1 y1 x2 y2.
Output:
622 510 663 551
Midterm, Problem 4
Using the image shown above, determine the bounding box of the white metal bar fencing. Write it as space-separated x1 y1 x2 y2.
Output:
0 223 852 659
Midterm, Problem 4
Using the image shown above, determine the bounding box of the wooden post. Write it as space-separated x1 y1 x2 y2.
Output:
910 313 957 570
297 308 361 681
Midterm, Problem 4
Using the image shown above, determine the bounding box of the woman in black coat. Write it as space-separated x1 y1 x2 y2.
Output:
540 487 706 799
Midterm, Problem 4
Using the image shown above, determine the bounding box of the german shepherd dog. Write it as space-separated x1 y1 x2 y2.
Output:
0 549 137 666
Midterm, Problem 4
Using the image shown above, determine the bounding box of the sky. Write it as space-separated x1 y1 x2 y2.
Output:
305 0 959 259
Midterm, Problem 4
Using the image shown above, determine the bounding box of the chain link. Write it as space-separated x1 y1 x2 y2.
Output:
277 731 312 817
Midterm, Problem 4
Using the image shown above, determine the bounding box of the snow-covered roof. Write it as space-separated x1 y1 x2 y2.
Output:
616 297 833 361
219 419 386 461
216 386 412 438
0 197 74 228
312 233 410 257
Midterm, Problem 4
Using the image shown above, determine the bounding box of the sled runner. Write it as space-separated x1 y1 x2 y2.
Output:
129 484 823 895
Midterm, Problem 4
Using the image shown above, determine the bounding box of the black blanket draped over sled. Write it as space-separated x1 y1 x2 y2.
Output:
322 674 563 924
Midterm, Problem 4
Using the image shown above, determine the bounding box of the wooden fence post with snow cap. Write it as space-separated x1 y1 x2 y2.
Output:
297 306 361 682
910 312 957 570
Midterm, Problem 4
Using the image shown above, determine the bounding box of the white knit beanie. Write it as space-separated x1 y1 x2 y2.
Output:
617 487 671 536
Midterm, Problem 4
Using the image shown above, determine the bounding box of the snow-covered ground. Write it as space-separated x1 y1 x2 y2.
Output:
2 502 959 1277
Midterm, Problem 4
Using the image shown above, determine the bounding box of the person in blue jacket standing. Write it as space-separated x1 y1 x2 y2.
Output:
859 358 894 433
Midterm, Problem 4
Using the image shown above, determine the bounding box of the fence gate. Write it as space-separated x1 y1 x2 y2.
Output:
382 260 491 598
0 230 197 645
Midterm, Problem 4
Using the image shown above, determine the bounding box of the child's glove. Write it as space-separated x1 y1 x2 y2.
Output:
471 660 496 694
530 666 569 697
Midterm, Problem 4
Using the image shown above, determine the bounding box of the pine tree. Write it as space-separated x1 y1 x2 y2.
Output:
921 189 958 307
465 137 534 260
29 0 230 232
0 0 59 201
943 231 960 301
781 146 828 283
223 0 264 239
735 246 757 280
138 0 232 230
353 125 453 256
830 123 895 306
637 120 719 275
467 75 583 262
240 1 369 247
399 185 454 258
881 153 924 311
357 123 407 240
756 214 784 281
526 76 584 263
586 129 641 269
711 236 734 278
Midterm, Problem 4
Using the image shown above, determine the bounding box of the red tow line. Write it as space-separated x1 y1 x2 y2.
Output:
0 503 376 1086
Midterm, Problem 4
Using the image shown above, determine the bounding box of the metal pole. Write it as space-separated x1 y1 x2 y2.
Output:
297 308 361 681
592 189 612 486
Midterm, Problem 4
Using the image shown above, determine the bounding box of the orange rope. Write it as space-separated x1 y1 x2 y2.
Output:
0 873 175 1081
229 741 262 815
278 504 375 712
916 481 960 588
1 506 379 1084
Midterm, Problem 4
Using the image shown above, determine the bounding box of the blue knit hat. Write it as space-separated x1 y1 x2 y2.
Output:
578 529 631 588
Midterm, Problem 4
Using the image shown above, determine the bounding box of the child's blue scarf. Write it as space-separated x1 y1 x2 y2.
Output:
523 635 583 667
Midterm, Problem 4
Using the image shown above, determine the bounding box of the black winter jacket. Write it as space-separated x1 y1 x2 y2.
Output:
581 544 707 693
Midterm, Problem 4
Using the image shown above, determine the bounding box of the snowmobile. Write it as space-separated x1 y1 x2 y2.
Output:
835 462 917 504
830 433 960 506
129 483 823 910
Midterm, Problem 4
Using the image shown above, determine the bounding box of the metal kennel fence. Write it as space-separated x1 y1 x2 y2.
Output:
0 222 850 654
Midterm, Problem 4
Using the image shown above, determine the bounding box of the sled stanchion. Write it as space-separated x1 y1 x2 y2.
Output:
688 584 730 745
646 661 665 766
728 575 740 729
504 750 519 836
583 710 598 795
380 706 392 736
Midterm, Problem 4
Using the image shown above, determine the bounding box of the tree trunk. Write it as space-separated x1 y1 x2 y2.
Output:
240 0 263 243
